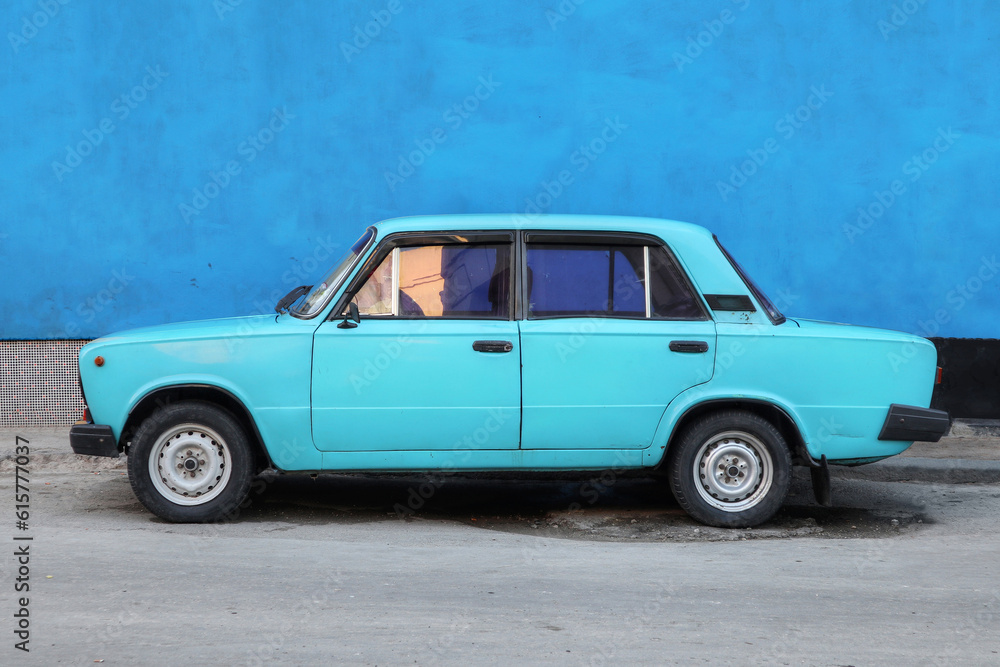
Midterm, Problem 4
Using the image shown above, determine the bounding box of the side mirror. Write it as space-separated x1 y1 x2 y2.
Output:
337 301 361 329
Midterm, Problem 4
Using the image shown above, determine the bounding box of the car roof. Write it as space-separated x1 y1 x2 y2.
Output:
372 214 714 239
366 214 759 318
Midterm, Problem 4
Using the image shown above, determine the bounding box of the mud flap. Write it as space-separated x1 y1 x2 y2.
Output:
810 455 831 507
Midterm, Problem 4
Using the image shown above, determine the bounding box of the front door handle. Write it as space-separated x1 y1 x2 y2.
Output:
473 340 514 353
669 340 709 353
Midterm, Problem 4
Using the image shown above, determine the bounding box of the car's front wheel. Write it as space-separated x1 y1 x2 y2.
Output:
127 401 254 522
668 410 792 528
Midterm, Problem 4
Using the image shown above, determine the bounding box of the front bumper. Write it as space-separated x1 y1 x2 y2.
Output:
878 404 950 443
69 423 119 458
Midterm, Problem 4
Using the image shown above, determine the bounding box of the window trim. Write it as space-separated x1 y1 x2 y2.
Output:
390 247 401 316
519 230 711 322
328 230 517 322
523 231 649 246
643 246 651 318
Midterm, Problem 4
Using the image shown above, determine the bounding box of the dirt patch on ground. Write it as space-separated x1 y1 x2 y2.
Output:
231 469 928 542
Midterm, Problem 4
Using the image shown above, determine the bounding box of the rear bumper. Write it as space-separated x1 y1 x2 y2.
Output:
878 404 950 443
69 423 119 458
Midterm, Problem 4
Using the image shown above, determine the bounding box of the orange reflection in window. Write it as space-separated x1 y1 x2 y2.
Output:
399 246 444 316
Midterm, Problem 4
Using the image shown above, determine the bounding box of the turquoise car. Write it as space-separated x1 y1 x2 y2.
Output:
70 215 949 527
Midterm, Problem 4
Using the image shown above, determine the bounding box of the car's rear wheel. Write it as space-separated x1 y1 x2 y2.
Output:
127 401 254 522
668 410 791 528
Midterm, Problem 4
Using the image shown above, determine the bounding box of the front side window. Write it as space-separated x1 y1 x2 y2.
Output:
526 240 707 320
352 242 511 318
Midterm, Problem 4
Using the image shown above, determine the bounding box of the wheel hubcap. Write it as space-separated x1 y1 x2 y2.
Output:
693 431 773 512
148 424 231 506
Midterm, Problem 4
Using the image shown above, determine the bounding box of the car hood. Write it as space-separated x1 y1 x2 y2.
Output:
87 314 281 346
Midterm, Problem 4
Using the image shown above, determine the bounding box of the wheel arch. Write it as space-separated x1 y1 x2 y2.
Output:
657 399 814 468
121 384 273 470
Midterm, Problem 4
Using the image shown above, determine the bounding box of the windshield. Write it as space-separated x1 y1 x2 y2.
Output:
714 236 786 325
292 227 376 318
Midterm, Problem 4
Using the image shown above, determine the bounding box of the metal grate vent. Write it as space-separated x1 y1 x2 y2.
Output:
0 340 90 427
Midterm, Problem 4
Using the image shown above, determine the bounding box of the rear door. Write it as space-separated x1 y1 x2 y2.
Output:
518 232 716 450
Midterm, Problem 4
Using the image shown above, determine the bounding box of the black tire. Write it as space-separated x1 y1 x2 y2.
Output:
127 401 254 522
667 410 792 528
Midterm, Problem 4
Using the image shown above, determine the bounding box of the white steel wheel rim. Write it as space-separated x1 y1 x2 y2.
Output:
148 424 232 506
693 430 774 512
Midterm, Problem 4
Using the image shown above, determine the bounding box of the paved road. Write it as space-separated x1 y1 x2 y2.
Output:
2 430 999 665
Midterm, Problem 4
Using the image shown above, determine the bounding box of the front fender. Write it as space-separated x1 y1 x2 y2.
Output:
122 374 259 436
77 320 320 470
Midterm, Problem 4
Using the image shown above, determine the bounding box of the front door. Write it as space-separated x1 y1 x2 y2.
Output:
311 233 521 452
518 233 717 450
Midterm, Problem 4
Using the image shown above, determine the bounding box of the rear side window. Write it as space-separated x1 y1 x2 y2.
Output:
526 241 707 320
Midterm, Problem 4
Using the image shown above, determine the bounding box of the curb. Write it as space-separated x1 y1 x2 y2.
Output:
830 457 1000 485
948 418 1000 439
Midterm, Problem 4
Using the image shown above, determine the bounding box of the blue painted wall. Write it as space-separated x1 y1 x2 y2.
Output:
2 0 997 340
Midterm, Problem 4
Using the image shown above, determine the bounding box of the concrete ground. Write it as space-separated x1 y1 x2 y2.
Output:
1 424 998 665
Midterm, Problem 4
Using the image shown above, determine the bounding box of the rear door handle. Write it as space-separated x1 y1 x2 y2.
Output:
669 340 709 353
473 340 514 353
